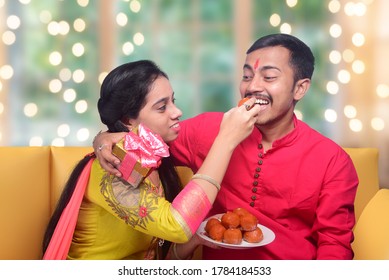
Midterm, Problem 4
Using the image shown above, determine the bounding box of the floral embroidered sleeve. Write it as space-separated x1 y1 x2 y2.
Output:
85 161 191 243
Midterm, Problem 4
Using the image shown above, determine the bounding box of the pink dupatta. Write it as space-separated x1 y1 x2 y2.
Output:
43 157 94 260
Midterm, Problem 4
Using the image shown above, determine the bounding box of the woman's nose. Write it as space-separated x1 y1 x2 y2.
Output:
172 105 182 119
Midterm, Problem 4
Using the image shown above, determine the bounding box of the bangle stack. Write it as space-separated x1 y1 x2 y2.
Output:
192 173 221 191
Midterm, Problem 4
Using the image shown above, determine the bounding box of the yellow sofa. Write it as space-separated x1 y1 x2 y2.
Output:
352 188 389 259
0 146 92 260
0 146 385 260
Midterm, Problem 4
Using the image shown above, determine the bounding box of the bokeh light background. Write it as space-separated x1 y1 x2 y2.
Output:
0 0 388 187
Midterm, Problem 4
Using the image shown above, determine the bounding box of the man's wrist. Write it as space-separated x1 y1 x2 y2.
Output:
92 130 102 145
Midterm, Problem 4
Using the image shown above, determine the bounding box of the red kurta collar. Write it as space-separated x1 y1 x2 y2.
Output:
256 114 300 151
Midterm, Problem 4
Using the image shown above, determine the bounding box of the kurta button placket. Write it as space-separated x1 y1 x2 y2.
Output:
250 143 264 208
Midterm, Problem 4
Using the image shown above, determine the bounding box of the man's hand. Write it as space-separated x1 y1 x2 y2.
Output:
92 131 127 177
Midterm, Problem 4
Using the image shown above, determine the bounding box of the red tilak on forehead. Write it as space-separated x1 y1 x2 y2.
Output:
254 58 260 71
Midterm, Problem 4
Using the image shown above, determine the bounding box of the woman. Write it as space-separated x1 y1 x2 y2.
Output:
42 60 261 260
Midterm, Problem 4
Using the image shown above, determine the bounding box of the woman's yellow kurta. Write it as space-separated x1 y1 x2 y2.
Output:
67 160 190 260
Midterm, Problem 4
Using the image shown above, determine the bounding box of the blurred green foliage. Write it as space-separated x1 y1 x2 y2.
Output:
6 0 332 145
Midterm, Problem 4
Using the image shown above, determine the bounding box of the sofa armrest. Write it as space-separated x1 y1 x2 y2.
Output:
343 148 380 222
352 188 389 259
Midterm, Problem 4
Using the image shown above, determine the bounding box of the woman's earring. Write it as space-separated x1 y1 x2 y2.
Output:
125 123 133 132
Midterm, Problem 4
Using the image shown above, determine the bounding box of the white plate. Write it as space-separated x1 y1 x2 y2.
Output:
196 214 276 249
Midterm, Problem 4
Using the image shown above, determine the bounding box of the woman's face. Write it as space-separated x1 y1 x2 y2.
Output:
131 76 182 143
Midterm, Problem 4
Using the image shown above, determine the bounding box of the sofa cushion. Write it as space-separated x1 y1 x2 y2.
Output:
50 146 92 213
0 146 51 259
343 148 379 222
352 189 389 259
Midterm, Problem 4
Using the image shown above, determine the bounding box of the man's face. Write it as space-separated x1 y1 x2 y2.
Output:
239 46 306 128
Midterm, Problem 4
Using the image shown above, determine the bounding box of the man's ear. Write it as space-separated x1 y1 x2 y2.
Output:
293 78 311 101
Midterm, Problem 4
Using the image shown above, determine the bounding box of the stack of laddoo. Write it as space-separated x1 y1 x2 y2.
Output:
204 207 263 245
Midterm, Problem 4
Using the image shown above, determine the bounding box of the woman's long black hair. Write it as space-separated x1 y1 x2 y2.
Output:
42 60 182 258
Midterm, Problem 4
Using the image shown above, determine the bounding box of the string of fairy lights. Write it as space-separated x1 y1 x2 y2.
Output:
0 0 387 146
0 0 144 146
325 0 386 133
276 0 386 134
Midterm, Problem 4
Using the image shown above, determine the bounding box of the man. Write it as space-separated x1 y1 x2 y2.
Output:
94 33 358 259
